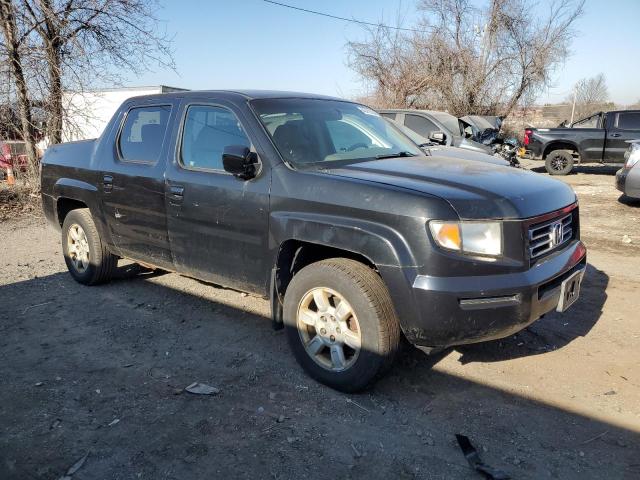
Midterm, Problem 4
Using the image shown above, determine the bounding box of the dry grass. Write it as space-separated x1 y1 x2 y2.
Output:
0 180 42 222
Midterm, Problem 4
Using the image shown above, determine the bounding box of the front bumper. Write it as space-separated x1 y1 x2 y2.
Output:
616 168 627 193
403 240 587 347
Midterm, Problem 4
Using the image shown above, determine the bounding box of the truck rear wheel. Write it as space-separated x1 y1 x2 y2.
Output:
545 150 574 175
283 258 400 392
62 208 117 285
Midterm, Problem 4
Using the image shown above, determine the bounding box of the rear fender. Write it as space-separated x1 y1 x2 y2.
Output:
50 179 114 248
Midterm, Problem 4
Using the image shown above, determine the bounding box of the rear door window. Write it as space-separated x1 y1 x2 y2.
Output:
180 105 251 171
616 112 640 130
404 114 439 137
119 105 171 163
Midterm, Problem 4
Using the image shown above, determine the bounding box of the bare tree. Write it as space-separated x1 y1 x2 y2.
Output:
21 0 174 145
0 0 173 192
0 0 39 179
568 73 609 120
348 0 585 117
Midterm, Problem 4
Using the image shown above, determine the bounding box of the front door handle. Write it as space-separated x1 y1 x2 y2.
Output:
103 175 113 192
169 185 185 205
610 133 622 138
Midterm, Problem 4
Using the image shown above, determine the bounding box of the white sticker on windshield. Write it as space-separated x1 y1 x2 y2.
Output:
356 105 380 116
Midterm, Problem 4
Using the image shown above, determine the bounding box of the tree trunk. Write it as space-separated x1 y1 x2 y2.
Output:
46 41 63 144
0 0 39 182
37 0 63 144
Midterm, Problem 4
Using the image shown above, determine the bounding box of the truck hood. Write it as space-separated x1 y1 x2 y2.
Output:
322 156 576 219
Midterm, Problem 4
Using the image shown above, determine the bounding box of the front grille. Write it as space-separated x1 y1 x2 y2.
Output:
528 213 572 259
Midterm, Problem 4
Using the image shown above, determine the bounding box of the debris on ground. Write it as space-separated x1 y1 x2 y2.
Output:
58 451 89 479
184 382 220 395
346 397 370 413
351 443 363 458
622 235 632 244
455 434 510 480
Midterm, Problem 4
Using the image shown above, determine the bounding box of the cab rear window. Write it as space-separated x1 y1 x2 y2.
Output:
617 112 640 130
118 105 172 163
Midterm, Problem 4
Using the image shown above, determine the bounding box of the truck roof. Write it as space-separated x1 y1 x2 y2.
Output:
125 89 345 102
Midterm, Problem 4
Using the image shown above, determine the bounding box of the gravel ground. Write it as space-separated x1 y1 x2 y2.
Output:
0 163 638 479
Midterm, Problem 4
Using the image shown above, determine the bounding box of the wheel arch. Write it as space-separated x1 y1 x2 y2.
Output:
269 212 418 330
56 197 88 226
543 142 580 159
52 178 99 225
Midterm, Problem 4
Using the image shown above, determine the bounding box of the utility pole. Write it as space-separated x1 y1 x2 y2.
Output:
570 88 577 124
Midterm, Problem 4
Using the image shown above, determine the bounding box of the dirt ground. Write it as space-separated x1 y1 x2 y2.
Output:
1 163 639 479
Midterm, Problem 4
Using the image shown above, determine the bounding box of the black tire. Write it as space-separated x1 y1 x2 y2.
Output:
545 150 574 175
62 208 117 285
283 258 401 392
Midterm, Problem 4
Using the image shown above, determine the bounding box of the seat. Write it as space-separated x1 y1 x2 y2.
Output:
272 120 317 163
140 124 163 162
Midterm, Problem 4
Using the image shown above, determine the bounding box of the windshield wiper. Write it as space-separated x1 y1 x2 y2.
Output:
375 151 417 159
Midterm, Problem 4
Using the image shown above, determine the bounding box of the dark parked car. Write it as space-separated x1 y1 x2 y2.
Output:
41 90 587 392
384 117 511 167
378 109 494 155
616 140 640 200
524 110 640 175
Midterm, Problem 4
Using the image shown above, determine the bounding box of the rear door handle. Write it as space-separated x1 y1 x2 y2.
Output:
610 133 622 137
103 175 113 192
169 185 185 205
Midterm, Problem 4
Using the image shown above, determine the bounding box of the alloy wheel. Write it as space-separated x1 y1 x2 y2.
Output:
296 287 362 372
67 223 90 272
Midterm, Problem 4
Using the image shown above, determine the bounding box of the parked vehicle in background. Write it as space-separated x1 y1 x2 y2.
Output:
384 117 511 167
461 115 521 166
461 115 502 144
616 140 640 200
41 90 586 392
378 109 494 155
524 110 640 175
0 140 29 180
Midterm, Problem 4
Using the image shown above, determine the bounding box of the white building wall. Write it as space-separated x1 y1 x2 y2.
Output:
62 86 185 142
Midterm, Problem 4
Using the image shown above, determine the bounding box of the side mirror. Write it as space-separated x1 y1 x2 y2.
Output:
222 145 259 180
429 131 446 145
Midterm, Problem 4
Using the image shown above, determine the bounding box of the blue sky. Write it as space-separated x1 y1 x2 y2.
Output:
131 0 640 105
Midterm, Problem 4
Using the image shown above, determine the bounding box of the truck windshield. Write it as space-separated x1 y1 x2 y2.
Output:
251 98 422 167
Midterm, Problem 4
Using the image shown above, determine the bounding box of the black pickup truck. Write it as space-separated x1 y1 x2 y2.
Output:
41 90 587 391
524 110 640 175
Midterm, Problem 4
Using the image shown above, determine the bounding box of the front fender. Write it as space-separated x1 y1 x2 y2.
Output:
269 211 416 268
269 211 421 328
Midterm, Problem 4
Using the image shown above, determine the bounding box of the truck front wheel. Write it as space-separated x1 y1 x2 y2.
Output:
283 258 401 392
62 208 117 285
545 150 574 175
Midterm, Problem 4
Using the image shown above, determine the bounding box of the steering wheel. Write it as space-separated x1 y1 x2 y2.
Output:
347 143 369 152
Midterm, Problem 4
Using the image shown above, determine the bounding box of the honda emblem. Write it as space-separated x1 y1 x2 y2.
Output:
551 221 563 247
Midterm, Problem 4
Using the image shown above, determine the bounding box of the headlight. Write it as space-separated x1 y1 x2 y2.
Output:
625 143 640 169
430 221 503 256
